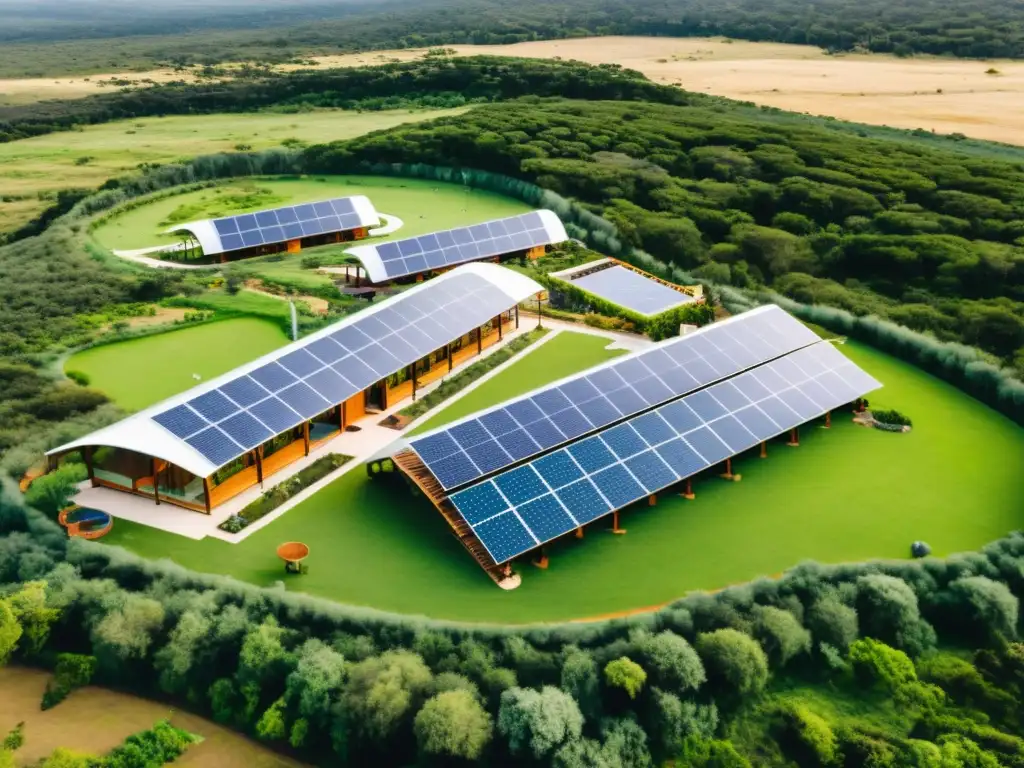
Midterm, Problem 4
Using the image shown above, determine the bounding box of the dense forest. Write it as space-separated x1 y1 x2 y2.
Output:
1 0 1022 78
309 99 1024 373
2 487 1023 766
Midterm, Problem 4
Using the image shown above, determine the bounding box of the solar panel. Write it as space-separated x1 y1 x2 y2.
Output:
210 197 368 254
568 265 696 316
361 212 559 281
450 340 881 564
151 271 529 468
412 306 821 491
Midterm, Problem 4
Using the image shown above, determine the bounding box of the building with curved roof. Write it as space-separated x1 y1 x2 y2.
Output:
345 209 568 284
169 195 379 262
48 263 543 514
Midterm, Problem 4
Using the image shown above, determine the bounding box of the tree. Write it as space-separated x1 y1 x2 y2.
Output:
696 629 769 697
604 657 647 700
497 686 584 759
0 600 23 665
91 594 165 669
343 650 433 742
552 738 611 768
414 689 493 761
256 697 288 741
286 639 346 728
560 647 601 720
848 638 917 690
856 574 936 656
947 576 1019 643
650 689 718 758
806 594 859 652
24 464 87 518
601 717 653 767
752 606 811 667
238 617 291 686
633 631 706 695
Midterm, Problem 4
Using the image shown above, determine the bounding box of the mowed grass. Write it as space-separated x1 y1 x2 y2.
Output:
0 108 465 235
102 334 1024 623
66 318 288 411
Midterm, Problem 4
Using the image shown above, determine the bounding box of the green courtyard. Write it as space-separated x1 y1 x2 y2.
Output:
101 330 1024 624
66 318 288 411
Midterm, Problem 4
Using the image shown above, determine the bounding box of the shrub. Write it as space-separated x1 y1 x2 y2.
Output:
778 703 838 766
806 594 859 652
24 464 88 518
64 370 90 386
752 606 812 667
414 689 493 761
848 638 916 690
497 686 583 759
695 629 769 698
604 657 647 699
41 653 96 710
945 576 1019 643
632 630 706 695
872 408 913 427
856 574 936 656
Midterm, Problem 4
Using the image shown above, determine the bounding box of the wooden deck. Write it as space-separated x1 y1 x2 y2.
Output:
392 449 505 583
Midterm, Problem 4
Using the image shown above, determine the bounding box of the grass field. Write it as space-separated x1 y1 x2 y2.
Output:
0 108 465 235
66 318 288 411
101 333 1024 623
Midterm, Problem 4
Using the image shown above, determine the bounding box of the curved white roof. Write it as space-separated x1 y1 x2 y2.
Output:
48 263 544 478
168 195 379 256
347 209 569 284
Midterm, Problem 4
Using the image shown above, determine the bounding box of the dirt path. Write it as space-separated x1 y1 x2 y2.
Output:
0 667 307 767
4 37 1023 144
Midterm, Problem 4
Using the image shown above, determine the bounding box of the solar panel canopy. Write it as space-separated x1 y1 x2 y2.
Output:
566 264 696 317
451 340 881 564
167 195 379 256
47 263 544 478
409 305 820 491
347 210 568 284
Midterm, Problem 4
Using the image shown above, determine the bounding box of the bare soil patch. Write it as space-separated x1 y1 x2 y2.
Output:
0 666 307 767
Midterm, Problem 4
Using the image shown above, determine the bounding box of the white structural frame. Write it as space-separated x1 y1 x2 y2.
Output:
48 263 544 478
345 209 569 284
167 195 379 256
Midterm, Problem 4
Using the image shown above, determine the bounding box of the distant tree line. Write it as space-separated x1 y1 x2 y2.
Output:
1 483 1022 766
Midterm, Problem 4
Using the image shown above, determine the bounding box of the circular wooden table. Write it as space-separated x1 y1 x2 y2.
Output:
276 542 310 574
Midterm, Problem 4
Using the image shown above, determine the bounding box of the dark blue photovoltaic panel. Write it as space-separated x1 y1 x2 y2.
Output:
684 426 733 465
475 512 537 563
625 451 678 493
431 454 481 489
305 367 356 403
655 439 708 478
188 390 238 423
248 397 302 435
208 196 368 254
494 466 547 506
601 423 648 460
733 405 783 441
518 495 577 540
185 426 242 467
480 409 519 437
777 388 821 420
496 429 541 462
592 464 646 509
219 376 268 408
278 349 323 378
631 412 675 446
466 441 513 475
533 451 584 489
333 357 378 390
756 397 801 432
219 411 274 450
412 432 460 464
153 405 208 439
306 337 347 365
451 482 508 526
568 437 617 474
410 307 828 489
705 382 750 412
556 480 611 524
732 373 772 403
451 421 492 450
686 390 728 423
277 382 330 419
708 414 757 453
566 264 694 317
250 363 297 393
659 400 704 434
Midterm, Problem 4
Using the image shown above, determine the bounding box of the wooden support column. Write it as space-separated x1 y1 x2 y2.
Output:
537 297 542 329
84 446 96 487
648 494 657 507
720 458 741 482
447 342 453 372
150 457 160 505
611 510 627 534
532 547 549 569
202 477 212 515
788 427 800 447
303 422 311 456
824 410 832 428
681 478 695 500
760 441 768 459
255 447 264 487
477 326 483 354
497 315 503 340
575 526 584 539
515 305 520 329
411 364 418 401
339 401 346 430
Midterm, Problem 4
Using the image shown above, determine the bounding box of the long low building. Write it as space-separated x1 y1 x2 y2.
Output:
381 305 882 583
48 263 543 514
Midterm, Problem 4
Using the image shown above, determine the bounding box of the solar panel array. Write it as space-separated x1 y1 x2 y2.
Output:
451 341 880 564
152 272 519 468
370 212 558 280
569 265 696 316
211 197 367 254
409 306 820 490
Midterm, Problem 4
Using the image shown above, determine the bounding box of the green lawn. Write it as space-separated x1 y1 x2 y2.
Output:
66 318 288 411
101 336 1024 623
91 175 532 254
0 109 465 236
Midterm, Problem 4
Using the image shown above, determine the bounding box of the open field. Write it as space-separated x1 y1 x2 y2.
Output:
0 666 306 768
0 108 465 235
101 333 1024 623
65 318 288 412
3 37 1023 144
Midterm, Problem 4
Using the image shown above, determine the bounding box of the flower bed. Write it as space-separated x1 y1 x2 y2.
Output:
218 453 352 533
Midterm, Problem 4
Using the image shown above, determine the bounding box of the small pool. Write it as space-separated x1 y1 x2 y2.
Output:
60 506 113 538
